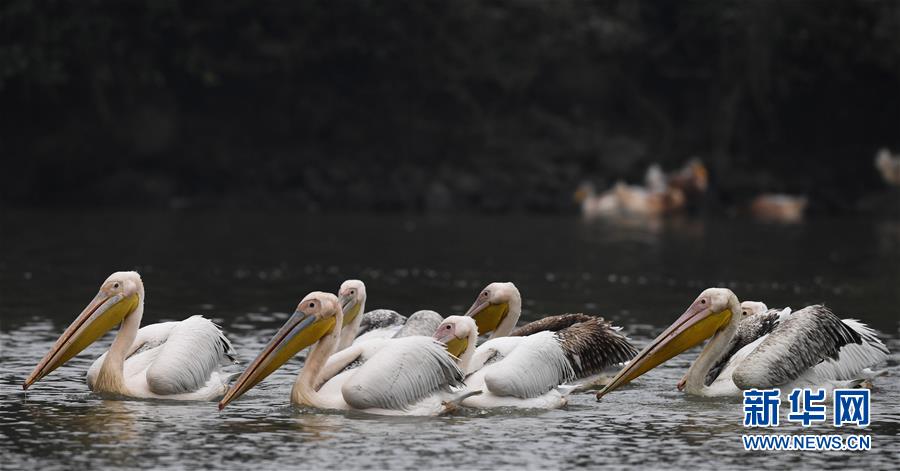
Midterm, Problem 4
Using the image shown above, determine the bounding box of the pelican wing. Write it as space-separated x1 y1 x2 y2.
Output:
483 331 574 399
316 338 391 389
316 343 364 390
392 311 443 338
733 306 871 389
143 316 235 396
809 319 889 380
468 336 525 374
355 310 406 338
340 337 464 410
510 313 594 337
706 308 789 385
556 317 638 379
86 321 180 387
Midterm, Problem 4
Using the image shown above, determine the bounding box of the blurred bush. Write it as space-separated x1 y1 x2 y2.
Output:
2 0 898 211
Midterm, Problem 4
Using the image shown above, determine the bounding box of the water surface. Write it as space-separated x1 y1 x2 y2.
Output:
1 211 898 469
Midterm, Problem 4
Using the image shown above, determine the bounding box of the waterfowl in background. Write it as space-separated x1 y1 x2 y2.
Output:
875 148 900 186
219 292 467 415
574 182 620 217
667 158 709 197
598 288 888 400
24 271 236 401
614 180 685 217
750 194 808 223
575 159 706 218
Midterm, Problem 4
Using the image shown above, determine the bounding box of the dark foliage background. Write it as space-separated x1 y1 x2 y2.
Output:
2 0 898 212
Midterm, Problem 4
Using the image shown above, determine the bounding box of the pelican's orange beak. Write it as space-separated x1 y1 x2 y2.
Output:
464 300 509 337
219 309 335 409
596 302 732 399
24 293 139 389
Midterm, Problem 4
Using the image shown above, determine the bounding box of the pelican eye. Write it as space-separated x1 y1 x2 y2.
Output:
308 302 316 309
445 324 452 330
113 282 120 289
700 299 706 304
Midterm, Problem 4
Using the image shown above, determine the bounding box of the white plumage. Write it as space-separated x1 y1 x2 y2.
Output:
26 272 237 401
480 332 573 398
311 336 467 415
461 332 574 409
341 336 465 411
86 315 236 400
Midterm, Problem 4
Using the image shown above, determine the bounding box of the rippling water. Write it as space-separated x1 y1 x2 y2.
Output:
1 211 898 469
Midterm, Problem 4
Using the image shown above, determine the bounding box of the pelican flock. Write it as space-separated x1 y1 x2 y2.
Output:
219 291 468 415
23 272 888 418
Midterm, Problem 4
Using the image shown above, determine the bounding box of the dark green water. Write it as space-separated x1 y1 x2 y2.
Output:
1 211 898 469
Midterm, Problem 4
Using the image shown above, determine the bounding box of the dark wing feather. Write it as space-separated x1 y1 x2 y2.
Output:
733 305 861 389
556 317 638 379
705 309 783 385
510 313 594 337
355 309 406 337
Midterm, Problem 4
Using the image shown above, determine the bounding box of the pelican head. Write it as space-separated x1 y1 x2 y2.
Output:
433 315 477 358
597 287 738 399
741 301 768 317
338 279 366 328
24 271 143 390
464 282 520 337
219 291 341 409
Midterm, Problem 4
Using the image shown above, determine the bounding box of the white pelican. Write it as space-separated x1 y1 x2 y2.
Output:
24 271 236 400
219 292 468 415
432 316 479 372
597 288 889 399
336 279 366 350
675 300 782 391
435 315 572 409
465 282 638 364
458 283 637 408
311 309 445 403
